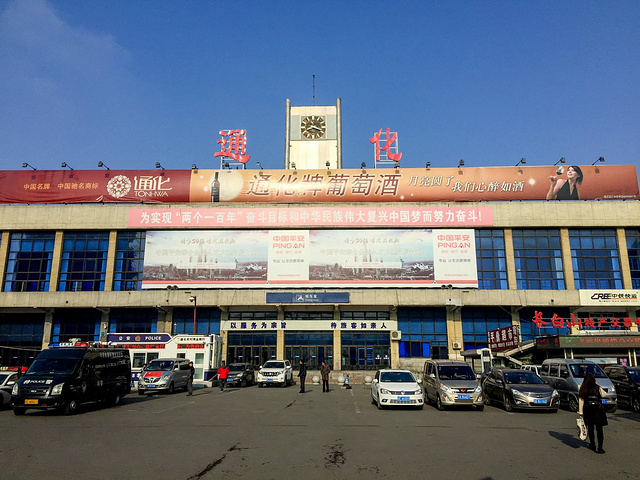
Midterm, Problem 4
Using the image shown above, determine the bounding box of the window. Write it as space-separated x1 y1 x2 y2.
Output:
113 231 145 291
397 307 448 359
570 229 622 289
512 229 564 290
475 230 508 289
59 232 109 292
172 307 220 335
52 309 102 343
284 331 333 370
227 332 277 366
0 313 45 366
461 307 512 350
4 232 55 292
110 308 157 333
340 332 390 370
626 228 640 289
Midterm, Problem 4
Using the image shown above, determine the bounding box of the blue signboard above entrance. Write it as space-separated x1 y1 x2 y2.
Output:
266 292 349 304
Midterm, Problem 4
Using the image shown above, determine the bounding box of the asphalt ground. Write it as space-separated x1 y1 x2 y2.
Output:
1 381 638 480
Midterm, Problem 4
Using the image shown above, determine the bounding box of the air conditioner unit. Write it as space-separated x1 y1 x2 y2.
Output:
452 342 462 350
390 330 402 340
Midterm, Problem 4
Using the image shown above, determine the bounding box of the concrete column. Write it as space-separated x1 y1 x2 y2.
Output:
333 330 341 372
156 307 173 334
103 230 118 292
41 309 54 349
0 232 10 290
49 231 64 292
504 228 517 290
617 228 633 289
446 305 463 360
560 228 575 290
276 306 285 359
99 309 110 341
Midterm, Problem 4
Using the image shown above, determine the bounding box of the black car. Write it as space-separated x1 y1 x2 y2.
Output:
604 365 640 413
226 363 258 387
483 368 559 412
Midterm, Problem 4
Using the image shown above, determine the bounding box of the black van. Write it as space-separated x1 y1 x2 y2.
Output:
11 344 131 415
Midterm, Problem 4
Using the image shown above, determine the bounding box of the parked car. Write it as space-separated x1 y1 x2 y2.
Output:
603 365 640 413
137 358 192 395
539 359 617 413
226 363 259 387
521 365 542 376
370 369 424 410
483 368 559 412
257 360 293 387
0 371 20 408
423 359 483 411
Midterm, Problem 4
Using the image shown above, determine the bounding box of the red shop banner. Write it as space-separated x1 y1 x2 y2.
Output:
0 165 637 204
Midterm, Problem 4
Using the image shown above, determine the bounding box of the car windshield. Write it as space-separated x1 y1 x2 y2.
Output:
26 357 79 376
228 364 246 372
628 369 640 383
263 361 284 369
146 361 174 371
504 371 544 385
438 365 476 380
569 364 607 379
380 371 416 383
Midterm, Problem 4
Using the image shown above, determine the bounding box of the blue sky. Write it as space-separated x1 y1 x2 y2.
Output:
1 0 638 173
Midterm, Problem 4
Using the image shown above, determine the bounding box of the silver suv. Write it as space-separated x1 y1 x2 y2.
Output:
138 358 192 395
257 360 293 388
423 359 483 411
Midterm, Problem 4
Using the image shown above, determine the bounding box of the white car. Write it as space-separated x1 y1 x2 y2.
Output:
1 371 20 407
257 360 294 388
371 369 424 410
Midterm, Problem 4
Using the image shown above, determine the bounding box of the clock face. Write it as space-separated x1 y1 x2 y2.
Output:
300 115 326 139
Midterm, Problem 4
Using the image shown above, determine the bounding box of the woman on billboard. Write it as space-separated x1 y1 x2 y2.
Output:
547 165 584 200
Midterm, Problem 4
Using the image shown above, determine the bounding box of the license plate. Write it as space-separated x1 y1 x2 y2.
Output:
601 399 608 404
458 394 471 400
146 385 156 388
534 399 547 404
267 378 273 381
397 396 410 402
25 399 38 405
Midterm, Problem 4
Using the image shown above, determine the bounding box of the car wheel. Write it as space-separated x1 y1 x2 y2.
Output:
376 395 384 410
567 394 579 413
13 407 26 416
371 393 376 405
417 404 424 410
484 393 491 406
436 394 444 411
608 406 617 414
475 405 484 412
168 382 174 394
549 408 559 413
111 389 123 406
138 389 145 396
241 379 247 388
65 397 80 415
632 396 640 413
503 393 513 412
258 382 263 388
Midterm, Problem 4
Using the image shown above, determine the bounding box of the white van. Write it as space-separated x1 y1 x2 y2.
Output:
539 359 617 413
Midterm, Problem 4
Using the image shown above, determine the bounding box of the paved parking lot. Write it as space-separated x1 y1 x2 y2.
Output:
1 381 639 480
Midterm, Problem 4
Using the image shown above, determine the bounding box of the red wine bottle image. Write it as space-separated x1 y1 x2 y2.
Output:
211 172 220 202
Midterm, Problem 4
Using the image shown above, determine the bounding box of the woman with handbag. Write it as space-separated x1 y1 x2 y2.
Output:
578 373 608 454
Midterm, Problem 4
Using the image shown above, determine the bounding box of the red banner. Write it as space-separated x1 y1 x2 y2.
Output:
1 165 637 204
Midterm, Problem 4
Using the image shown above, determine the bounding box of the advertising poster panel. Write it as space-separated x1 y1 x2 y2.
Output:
142 229 478 289
1 165 637 204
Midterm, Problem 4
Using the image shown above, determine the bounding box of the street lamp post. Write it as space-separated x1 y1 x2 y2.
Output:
189 296 197 334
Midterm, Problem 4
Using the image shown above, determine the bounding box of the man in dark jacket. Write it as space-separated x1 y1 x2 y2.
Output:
320 361 331 392
187 361 195 396
298 359 308 394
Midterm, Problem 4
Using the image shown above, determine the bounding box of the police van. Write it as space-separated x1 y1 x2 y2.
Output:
11 342 131 415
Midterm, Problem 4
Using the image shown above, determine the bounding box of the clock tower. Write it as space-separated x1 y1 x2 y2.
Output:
284 98 342 170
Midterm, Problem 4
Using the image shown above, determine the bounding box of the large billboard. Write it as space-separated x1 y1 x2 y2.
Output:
141 229 478 289
1 165 637 204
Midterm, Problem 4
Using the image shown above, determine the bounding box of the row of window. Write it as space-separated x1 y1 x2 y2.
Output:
4 229 639 293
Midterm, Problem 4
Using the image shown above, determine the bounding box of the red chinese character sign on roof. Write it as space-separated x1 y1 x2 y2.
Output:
214 129 250 167
370 128 402 167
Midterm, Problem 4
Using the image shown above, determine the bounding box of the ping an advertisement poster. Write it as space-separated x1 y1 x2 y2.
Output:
142 229 477 289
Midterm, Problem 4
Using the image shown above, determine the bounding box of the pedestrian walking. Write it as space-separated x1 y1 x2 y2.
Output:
186 361 195 396
320 360 331 392
218 361 229 392
578 373 608 454
298 359 307 393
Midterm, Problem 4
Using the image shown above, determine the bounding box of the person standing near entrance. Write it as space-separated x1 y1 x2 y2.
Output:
218 361 229 392
298 359 308 394
186 361 195 396
320 361 331 392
